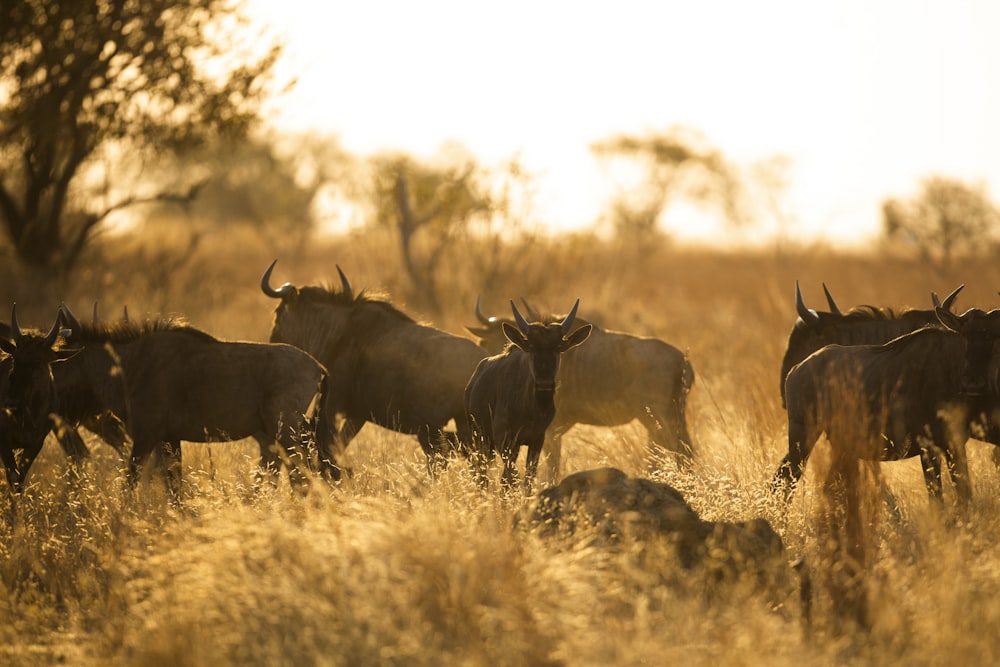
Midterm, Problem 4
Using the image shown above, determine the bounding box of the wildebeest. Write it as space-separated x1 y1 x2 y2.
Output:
49 307 334 497
0 306 78 493
772 306 997 511
260 259 487 470
465 299 592 490
778 282 973 496
466 297 694 478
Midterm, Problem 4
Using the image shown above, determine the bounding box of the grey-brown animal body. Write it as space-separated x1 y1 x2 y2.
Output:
261 260 487 468
464 300 592 490
52 315 333 496
467 298 694 478
773 308 997 510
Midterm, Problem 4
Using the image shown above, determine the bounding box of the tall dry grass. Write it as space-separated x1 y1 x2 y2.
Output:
2 231 1000 665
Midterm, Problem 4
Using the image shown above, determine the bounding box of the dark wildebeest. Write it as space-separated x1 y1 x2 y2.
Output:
778 281 973 497
466 297 694 479
260 260 487 471
0 306 78 493
772 306 998 512
465 299 592 491
50 308 334 498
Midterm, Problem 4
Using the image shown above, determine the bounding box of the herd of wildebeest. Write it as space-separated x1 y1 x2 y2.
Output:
2 260 1000 621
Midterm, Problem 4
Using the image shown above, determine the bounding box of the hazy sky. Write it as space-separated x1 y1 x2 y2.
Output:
249 0 1000 245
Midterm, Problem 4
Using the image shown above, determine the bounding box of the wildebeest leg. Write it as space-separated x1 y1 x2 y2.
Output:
51 419 91 462
936 405 972 515
80 412 130 455
524 438 545 493
126 437 157 490
498 437 520 490
312 399 342 483
981 413 1000 475
541 425 564 485
772 413 817 501
1 442 20 492
162 440 183 501
251 437 283 490
417 427 449 477
7 438 46 494
466 416 492 488
918 447 944 501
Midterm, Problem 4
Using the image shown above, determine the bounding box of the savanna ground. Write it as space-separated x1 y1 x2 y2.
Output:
2 229 1000 666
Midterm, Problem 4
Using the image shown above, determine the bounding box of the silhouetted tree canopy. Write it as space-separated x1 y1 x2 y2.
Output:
0 0 281 274
591 127 748 239
882 176 1000 266
145 132 353 250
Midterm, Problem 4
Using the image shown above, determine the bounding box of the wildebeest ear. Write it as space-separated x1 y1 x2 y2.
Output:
0 338 14 355
501 321 529 349
560 324 592 352
935 306 962 332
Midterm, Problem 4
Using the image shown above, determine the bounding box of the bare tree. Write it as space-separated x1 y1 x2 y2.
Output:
367 148 533 314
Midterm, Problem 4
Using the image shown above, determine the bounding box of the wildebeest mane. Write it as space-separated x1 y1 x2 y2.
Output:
298 285 417 325
794 304 918 329
838 304 919 321
66 317 216 344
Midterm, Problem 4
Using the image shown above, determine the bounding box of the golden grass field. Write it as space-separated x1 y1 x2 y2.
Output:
3 230 1000 666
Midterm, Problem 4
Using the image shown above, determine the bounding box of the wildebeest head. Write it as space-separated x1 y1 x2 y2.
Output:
261 258 361 346
502 300 592 394
1 306 76 417
468 296 595 355
939 306 1000 398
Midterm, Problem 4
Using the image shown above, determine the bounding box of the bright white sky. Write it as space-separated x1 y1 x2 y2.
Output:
248 0 1000 246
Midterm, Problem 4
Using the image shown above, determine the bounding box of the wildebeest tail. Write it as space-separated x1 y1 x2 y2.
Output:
681 354 695 393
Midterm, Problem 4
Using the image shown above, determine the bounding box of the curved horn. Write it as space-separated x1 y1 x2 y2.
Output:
92 301 99 324
560 299 581 335
941 284 964 312
59 302 82 331
260 259 295 299
10 303 22 339
43 310 60 346
931 291 942 308
474 294 491 324
821 283 842 316
123 305 130 323
519 297 541 322
510 299 531 333
335 265 353 300
795 281 820 326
